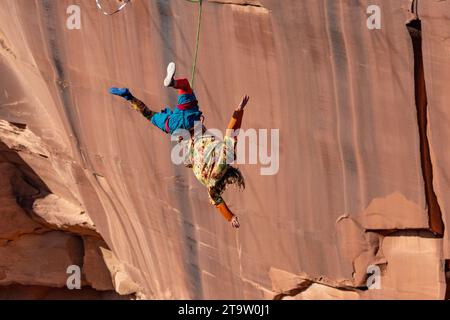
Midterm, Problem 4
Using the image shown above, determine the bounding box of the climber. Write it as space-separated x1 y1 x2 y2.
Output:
109 62 249 229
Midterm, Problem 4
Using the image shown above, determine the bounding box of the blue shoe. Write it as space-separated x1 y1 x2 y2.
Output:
109 87 134 101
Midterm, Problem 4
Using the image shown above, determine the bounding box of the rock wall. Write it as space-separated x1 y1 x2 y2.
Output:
0 121 137 298
0 0 449 299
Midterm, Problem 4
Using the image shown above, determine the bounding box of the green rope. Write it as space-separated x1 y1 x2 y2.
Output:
188 0 203 88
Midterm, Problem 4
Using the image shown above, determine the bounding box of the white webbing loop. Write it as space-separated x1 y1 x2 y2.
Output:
96 0 131 16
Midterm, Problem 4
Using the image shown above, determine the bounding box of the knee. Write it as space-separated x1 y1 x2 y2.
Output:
151 113 170 132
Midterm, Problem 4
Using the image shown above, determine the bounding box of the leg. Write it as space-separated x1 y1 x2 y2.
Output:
109 87 155 120
130 97 154 121
150 107 173 133
173 78 194 95
163 62 194 95
163 63 197 109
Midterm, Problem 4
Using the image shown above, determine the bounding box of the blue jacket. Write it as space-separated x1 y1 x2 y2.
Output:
151 93 202 134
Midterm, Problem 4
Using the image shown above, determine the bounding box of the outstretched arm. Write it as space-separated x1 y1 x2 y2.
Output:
216 202 240 229
209 189 240 228
226 95 250 138
109 88 155 121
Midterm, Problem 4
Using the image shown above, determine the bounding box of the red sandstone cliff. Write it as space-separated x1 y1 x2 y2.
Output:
0 0 449 299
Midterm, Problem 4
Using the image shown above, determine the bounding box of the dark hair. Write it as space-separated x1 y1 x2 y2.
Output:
213 166 245 196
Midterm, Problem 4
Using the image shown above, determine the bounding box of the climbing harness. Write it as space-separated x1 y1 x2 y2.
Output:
96 0 131 16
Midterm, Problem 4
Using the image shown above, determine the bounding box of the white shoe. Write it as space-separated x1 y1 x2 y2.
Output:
164 62 176 87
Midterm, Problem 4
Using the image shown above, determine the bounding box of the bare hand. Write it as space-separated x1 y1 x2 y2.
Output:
231 216 240 229
237 95 250 111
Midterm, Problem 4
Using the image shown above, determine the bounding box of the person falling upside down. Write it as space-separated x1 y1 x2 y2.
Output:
109 62 249 229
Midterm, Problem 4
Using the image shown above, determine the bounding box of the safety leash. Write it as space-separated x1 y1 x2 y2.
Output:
96 0 203 89
187 0 203 89
96 0 131 16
